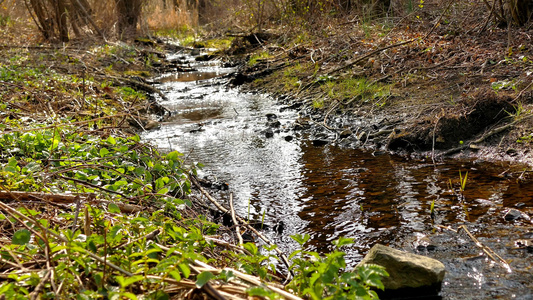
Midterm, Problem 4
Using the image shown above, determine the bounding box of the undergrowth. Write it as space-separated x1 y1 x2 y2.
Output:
0 123 387 299
0 39 387 299
0 124 387 299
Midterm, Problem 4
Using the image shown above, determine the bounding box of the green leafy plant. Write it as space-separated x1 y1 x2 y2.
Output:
287 234 388 299
236 243 279 281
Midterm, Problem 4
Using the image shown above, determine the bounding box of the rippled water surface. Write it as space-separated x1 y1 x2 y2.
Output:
143 51 533 299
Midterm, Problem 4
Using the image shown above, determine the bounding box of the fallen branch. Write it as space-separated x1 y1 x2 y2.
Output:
29 269 52 300
195 266 303 300
0 190 143 213
93 72 171 103
326 39 415 75
204 237 251 255
156 243 300 300
229 193 244 247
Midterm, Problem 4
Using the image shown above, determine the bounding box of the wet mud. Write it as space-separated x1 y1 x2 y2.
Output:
388 90 515 151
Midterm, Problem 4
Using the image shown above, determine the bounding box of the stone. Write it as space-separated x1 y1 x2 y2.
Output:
266 113 278 121
144 120 160 130
312 139 329 146
339 129 353 139
358 244 446 291
504 208 522 221
267 120 281 128
263 128 274 138
191 48 201 56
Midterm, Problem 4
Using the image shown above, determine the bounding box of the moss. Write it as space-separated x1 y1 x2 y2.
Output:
319 76 391 107
248 51 272 66
124 70 151 77
312 98 325 109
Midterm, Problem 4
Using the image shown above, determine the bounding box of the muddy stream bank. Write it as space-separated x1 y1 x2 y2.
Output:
142 49 533 299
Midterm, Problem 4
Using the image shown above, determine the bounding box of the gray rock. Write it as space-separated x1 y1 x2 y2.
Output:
504 208 522 221
359 244 445 290
267 120 281 128
266 113 278 121
339 129 353 139
144 120 160 130
263 128 274 138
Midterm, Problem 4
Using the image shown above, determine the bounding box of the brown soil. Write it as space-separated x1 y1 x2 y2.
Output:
227 1 533 166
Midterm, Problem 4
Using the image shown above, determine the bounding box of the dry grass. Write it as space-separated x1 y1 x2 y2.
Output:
90 0 118 35
144 0 195 32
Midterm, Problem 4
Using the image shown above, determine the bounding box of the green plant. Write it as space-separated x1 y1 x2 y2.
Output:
491 79 517 91
236 243 279 281
517 133 533 143
505 102 529 120
0 126 195 200
312 98 325 109
319 77 391 108
288 234 388 299
459 170 468 192
248 51 272 66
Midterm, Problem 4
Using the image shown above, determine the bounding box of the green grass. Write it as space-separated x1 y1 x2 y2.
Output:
321 77 390 104
248 51 272 66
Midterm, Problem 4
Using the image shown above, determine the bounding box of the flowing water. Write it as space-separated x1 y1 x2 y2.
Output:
142 50 533 299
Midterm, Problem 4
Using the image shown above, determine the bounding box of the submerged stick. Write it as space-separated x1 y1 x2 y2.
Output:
458 225 511 272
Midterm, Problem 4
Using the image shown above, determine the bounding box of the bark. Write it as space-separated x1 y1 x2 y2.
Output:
26 0 100 41
508 0 531 25
198 0 207 24
115 0 143 37
163 0 179 9
29 0 53 39
56 0 69 42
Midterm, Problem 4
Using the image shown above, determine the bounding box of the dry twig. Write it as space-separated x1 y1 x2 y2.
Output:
190 176 295 281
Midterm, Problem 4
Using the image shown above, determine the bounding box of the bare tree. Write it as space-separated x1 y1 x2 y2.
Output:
25 0 103 41
115 0 143 37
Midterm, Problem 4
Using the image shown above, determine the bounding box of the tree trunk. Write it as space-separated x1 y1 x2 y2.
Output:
115 0 142 37
29 0 54 39
56 0 69 42
198 0 207 24
186 0 199 25
163 0 179 9
508 0 530 25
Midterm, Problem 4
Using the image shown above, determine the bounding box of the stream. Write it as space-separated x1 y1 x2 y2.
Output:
141 49 533 299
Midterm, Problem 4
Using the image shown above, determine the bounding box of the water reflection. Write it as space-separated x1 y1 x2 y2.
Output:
143 55 533 298
144 67 532 257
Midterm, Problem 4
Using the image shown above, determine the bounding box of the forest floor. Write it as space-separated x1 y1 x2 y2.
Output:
0 23 311 299
225 1 533 168
1 1 533 298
